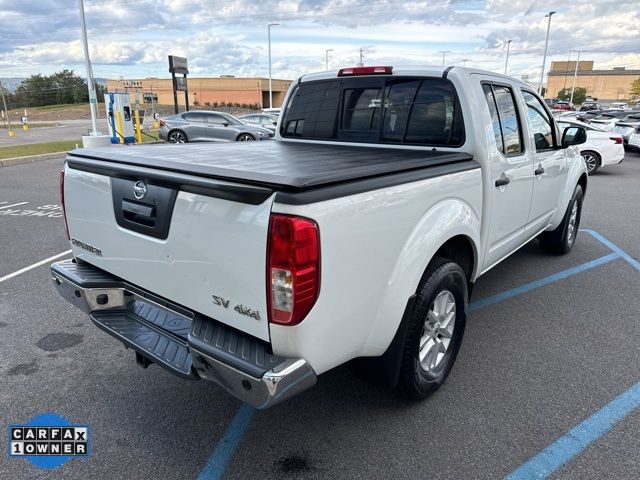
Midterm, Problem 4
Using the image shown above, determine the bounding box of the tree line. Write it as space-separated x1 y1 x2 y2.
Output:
3 70 106 108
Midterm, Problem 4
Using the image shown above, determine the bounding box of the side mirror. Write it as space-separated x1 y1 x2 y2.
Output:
561 126 587 147
222 122 229 127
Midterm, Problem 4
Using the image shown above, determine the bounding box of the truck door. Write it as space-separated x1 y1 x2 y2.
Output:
481 82 534 269
520 90 567 229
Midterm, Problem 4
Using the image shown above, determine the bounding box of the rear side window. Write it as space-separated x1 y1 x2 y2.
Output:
183 112 204 122
281 76 465 147
283 80 341 138
482 83 523 155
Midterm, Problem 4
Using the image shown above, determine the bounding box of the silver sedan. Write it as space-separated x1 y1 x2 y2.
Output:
159 111 274 143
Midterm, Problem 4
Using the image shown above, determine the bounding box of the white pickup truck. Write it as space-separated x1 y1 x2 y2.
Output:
52 66 588 408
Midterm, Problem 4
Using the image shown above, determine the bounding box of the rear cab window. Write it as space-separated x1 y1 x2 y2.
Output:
281 76 465 147
481 83 523 155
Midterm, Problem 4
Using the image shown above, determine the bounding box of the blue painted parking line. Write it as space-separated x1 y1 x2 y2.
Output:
469 252 619 312
197 229 637 480
505 380 640 480
582 229 640 272
196 404 256 480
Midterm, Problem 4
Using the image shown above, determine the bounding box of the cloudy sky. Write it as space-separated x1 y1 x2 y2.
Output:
0 0 638 84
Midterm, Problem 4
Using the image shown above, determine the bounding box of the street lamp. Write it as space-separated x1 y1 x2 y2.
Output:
268 22 280 109
569 50 582 105
504 40 512 75
79 0 98 135
325 49 334 71
438 50 451 66
538 11 556 95
461 58 469 67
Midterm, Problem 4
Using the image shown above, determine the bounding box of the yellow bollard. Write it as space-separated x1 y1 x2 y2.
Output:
134 109 142 143
8 129 15 137
115 111 124 144
22 124 29 131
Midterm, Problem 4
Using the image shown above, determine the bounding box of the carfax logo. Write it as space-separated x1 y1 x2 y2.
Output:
8 413 90 469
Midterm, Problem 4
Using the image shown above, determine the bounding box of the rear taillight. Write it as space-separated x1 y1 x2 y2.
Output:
267 214 320 326
159 119 165 127
60 170 70 240
338 66 393 77
610 136 623 144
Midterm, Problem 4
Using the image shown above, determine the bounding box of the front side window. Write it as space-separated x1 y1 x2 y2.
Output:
205 114 226 125
281 76 465 147
522 91 554 151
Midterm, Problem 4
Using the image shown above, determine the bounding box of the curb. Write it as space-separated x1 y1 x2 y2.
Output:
0 151 68 167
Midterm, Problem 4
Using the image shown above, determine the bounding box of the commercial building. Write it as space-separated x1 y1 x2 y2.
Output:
546 61 640 101
105 76 293 109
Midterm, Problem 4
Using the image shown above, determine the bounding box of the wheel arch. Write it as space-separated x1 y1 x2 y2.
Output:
168 129 188 142
236 132 256 141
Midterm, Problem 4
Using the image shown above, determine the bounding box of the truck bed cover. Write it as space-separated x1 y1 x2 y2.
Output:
68 141 475 189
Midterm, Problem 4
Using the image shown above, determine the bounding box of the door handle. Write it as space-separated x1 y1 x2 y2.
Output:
535 165 545 175
495 175 510 187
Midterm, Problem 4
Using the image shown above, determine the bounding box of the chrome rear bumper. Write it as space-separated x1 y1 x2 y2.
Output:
51 259 316 409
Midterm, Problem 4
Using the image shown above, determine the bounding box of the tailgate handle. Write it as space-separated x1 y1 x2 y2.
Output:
122 200 156 227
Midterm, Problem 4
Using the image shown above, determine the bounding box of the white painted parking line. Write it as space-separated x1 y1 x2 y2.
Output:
0 202 28 210
0 201 8 205
0 250 72 284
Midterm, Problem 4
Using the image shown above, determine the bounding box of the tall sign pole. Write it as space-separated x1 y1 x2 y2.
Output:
79 0 98 135
168 55 189 114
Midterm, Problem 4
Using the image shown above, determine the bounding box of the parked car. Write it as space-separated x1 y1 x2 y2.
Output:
628 128 640 151
557 119 624 174
159 110 273 143
239 113 279 132
608 102 630 110
544 98 560 107
553 111 583 120
53 66 587 408
261 107 281 116
611 114 640 144
580 102 601 111
588 111 630 131
552 101 573 111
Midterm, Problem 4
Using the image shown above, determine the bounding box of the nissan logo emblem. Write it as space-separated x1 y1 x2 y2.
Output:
133 181 147 200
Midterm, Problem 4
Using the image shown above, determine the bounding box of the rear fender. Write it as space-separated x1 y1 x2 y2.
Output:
363 198 481 355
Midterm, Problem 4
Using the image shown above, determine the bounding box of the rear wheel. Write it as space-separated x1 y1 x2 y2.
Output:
168 130 187 143
237 134 255 141
540 184 584 255
581 150 600 175
397 257 467 400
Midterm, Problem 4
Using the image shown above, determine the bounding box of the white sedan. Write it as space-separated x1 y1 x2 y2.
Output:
629 130 640 151
558 120 624 175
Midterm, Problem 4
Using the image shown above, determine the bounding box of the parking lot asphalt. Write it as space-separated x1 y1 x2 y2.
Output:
1 150 639 479
0 120 94 146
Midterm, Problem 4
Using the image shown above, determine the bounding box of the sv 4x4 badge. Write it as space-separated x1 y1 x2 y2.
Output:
212 294 261 320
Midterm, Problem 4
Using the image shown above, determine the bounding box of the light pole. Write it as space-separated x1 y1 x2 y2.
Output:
325 49 334 71
79 0 98 135
438 50 451 66
569 50 582 105
538 11 555 95
461 59 469 67
504 40 512 75
358 47 374 67
268 22 280 109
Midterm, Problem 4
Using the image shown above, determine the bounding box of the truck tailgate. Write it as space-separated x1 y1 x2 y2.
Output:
63 162 273 342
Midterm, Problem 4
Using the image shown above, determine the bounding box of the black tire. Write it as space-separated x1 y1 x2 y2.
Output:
168 130 187 143
397 257 468 400
236 133 255 141
540 184 584 255
581 150 600 175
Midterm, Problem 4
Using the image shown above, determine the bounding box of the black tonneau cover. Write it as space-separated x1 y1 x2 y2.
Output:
67 141 478 205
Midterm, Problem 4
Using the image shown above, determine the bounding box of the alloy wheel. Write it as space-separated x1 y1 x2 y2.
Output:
419 290 456 373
